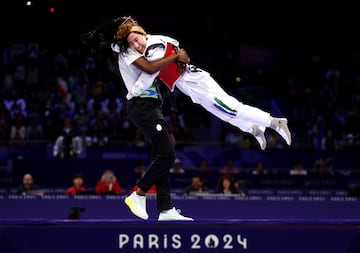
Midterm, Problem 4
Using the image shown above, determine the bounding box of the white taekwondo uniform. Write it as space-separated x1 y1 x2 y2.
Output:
124 34 272 136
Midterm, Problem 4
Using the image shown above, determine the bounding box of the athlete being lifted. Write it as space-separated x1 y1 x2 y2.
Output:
111 16 292 150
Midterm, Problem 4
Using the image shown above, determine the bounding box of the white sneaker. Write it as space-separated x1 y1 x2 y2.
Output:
158 207 194 221
252 125 266 150
270 118 291 145
124 191 149 220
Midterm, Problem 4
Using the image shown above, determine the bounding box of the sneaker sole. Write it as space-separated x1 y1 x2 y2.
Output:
254 134 266 150
158 218 194 221
124 197 149 220
274 119 291 145
252 126 266 150
277 125 291 145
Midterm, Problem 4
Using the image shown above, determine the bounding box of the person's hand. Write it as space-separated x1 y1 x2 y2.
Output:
177 48 189 64
177 48 189 75
177 62 187 75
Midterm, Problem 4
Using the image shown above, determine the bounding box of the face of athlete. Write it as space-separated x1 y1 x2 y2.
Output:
127 32 147 54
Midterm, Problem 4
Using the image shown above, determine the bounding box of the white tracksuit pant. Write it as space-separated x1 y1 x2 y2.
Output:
143 35 272 134
173 65 271 133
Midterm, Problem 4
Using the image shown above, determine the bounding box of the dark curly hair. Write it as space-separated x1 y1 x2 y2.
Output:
80 16 133 52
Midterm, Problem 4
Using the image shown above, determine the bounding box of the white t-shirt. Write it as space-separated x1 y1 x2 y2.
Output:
111 34 179 100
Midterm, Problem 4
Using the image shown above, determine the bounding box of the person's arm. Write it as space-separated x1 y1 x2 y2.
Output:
125 50 188 99
127 45 188 98
114 42 179 74
95 180 105 194
53 136 64 158
130 34 183 74
132 48 188 74
113 182 122 194
132 54 177 74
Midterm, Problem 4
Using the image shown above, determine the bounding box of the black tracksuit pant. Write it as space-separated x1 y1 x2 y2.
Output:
127 97 175 211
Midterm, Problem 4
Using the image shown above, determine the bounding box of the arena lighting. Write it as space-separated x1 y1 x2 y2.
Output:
25 1 32 6
235 76 242 83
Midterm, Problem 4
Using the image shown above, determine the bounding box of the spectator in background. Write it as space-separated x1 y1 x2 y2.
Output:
95 169 122 195
251 161 269 175
53 116 82 158
184 176 209 195
9 117 26 146
53 128 82 158
16 173 43 195
195 159 212 174
65 173 87 196
131 128 146 148
78 126 92 158
289 159 308 176
219 159 240 175
166 110 186 143
169 158 185 174
215 174 242 195
25 115 44 141
311 156 333 175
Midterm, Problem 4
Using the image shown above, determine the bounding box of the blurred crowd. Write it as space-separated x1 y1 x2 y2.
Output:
15 156 345 197
0 39 360 153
